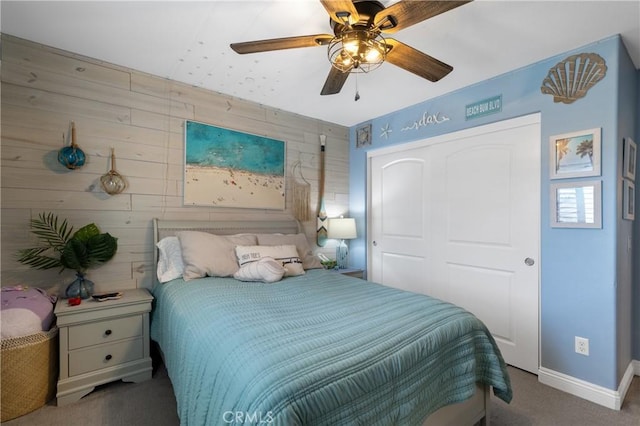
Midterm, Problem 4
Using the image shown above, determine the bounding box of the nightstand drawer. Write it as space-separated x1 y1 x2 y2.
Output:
68 315 143 350
69 338 143 377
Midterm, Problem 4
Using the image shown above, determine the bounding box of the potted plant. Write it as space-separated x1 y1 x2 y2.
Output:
17 212 118 299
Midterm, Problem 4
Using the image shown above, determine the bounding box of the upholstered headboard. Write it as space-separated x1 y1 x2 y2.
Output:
152 217 302 274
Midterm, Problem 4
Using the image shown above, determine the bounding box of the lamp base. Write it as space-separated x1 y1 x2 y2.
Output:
336 240 348 269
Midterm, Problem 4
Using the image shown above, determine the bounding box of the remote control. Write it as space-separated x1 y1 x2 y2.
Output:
92 292 123 301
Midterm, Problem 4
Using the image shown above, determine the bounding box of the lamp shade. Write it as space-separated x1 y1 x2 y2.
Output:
327 218 357 240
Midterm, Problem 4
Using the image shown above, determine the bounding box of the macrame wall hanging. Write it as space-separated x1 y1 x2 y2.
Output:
291 161 311 222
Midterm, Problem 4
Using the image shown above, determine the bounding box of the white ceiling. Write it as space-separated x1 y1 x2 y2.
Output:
2 1 639 127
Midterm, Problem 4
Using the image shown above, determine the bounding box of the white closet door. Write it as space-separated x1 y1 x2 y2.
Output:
368 114 540 374
370 147 432 295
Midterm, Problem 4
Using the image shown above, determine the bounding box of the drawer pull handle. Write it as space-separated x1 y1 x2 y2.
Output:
105 329 112 336
105 354 113 361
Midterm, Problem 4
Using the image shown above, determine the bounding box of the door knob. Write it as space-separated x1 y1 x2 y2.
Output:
524 257 535 266
372 241 378 246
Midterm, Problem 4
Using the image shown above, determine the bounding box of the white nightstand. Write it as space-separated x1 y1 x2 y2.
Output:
54 288 153 406
333 268 365 279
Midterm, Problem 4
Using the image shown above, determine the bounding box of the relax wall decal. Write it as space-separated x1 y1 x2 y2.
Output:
401 111 450 132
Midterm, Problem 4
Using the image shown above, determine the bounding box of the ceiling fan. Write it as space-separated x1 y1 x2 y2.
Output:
230 0 472 96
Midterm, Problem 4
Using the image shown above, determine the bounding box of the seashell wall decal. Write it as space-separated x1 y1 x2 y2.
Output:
540 53 607 104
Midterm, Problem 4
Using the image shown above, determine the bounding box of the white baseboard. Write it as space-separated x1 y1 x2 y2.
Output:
538 361 637 410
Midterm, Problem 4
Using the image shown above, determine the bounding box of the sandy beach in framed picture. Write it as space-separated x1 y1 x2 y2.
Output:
183 120 285 209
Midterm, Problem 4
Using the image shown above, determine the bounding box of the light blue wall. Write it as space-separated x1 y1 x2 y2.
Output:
615 40 637 382
348 35 637 390
634 69 640 361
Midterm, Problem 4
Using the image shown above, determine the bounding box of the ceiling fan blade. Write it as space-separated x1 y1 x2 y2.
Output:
321 65 351 95
320 0 360 25
231 34 334 54
384 38 453 82
375 0 472 33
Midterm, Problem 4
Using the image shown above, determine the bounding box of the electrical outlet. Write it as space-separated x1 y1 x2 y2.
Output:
575 336 589 356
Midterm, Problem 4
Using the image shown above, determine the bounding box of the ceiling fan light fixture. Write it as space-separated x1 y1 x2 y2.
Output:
230 0 469 96
328 30 386 73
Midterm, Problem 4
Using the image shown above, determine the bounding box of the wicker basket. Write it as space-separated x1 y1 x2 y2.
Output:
1 327 59 422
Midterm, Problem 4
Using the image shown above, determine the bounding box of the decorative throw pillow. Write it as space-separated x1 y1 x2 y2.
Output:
233 257 285 283
156 236 185 283
256 233 323 270
176 231 258 280
235 245 305 277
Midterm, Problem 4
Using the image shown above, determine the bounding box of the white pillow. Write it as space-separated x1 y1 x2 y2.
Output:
156 236 185 283
235 245 305 277
256 233 323 270
177 231 258 280
233 257 285 283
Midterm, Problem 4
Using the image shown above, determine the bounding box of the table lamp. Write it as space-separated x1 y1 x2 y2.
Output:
327 217 357 269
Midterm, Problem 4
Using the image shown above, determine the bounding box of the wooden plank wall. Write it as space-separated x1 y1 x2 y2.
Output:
1 34 350 293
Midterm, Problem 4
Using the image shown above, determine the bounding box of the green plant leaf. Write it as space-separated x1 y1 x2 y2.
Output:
71 223 100 243
61 238 90 272
16 212 72 270
85 233 118 268
17 213 118 274
16 247 62 270
29 212 73 252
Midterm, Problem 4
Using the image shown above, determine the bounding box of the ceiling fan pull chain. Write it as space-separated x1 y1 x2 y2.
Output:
354 73 360 101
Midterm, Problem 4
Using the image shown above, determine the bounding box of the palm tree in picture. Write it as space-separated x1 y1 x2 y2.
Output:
576 138 594 160
555 138 570 172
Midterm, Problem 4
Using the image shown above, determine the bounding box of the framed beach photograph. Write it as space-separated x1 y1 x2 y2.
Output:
550 128 601 179
184 120 285 209
550 180 602 228
623 137 636 181
623 180 635 221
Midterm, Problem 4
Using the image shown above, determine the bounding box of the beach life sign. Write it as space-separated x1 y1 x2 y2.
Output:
184 120 285 209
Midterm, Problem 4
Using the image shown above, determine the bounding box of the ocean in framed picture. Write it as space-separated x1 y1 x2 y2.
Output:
184 121 285 209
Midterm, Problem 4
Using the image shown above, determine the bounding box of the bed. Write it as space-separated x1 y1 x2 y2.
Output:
150 218 512 425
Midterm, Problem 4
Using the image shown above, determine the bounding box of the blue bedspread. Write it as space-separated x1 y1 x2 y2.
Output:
151 269 511 425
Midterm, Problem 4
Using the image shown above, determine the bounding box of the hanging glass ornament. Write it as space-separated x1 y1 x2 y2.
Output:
58 121 86 169
100 148 127 195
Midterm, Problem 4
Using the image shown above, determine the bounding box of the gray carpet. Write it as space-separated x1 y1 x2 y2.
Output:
5 365 639 425
491 367 640 426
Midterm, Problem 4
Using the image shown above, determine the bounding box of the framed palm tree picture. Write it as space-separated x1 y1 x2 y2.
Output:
550 128 601 179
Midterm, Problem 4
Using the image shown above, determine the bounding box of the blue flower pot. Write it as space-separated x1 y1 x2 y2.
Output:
65 273 94 299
